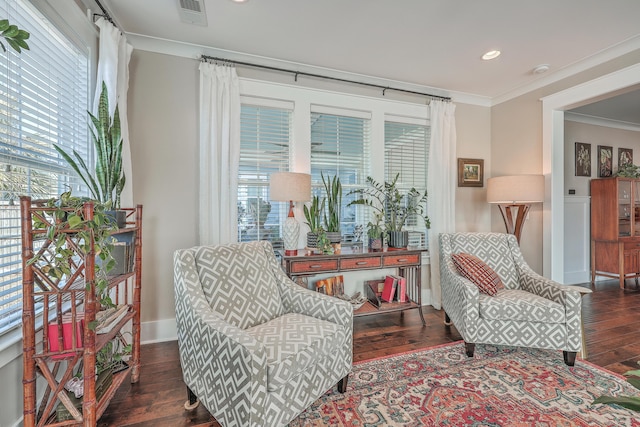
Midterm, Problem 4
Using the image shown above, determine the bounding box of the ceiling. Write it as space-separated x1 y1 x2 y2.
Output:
97 0 640 123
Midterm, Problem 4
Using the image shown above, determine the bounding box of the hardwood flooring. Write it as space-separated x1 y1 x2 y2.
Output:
99 279 640 426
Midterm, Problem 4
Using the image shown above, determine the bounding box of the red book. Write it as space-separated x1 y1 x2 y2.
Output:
381 275 397 302
48 313 84 355
394 276 407 302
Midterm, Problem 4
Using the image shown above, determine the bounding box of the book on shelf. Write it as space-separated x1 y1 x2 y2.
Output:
48 312 84 357
393 275 407 303
96 305 130 334
365 279 385 307
381 275 397 302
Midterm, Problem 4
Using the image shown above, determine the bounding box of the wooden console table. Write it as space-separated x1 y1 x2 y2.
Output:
281 247 427 325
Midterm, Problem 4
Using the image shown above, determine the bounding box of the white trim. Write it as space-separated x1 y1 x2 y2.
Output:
141 318 178 344
310 104 372 120
239 96 294 110
542 62 640 281
385 114 429 126
564 112 640 132
495 34 640 106
125 32 491 107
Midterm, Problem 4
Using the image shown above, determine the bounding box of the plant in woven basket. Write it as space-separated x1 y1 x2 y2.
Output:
593 362 640 411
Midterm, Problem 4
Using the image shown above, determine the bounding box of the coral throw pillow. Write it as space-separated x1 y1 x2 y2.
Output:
451 253 504 296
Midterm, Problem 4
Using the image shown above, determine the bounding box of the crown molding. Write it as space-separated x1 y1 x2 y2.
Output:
125 33 492 107
565 112 640 132
493 35 640 106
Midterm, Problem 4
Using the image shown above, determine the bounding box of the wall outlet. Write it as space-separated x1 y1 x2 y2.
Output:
569 189 576 195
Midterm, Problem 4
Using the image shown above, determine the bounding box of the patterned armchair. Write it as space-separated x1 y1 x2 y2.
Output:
439 232 583 366
174 241 352 427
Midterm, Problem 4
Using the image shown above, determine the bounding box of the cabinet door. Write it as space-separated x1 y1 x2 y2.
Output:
623 249 640 274
619 179 632 237
634 181 640 236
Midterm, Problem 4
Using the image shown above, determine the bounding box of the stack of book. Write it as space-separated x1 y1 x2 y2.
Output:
365 275 408 307
47 312 84 357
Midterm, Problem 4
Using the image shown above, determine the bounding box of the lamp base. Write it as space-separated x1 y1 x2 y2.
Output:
284 249 298 256
282 203 300 255
497 203 531 244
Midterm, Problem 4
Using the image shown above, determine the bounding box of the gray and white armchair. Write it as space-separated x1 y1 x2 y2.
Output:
439 232 583 366
173 241 352 427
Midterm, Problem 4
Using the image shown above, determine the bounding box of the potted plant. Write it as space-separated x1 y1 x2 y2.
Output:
54 82 127 228
303 194 325 248
367 212 384 251
348 173 430 249
322 172 342 247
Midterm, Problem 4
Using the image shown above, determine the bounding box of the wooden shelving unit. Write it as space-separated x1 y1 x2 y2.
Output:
20 196 143 426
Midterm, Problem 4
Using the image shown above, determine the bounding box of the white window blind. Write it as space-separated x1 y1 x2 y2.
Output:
238 104 291 246
0 0 89 335
310 110 371 242
384 120 430 246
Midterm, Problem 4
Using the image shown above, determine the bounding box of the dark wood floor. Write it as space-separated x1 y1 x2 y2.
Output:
99 279 640 426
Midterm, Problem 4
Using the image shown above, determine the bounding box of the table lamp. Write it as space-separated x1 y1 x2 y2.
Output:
487 175 544 244
269 172 311 255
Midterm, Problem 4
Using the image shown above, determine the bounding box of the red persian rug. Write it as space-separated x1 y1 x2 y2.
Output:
290 342 640 426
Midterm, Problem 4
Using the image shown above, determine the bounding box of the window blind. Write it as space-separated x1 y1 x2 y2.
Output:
0 0 89 335
238 104 291 246
310 111 371 241
384 120 430 246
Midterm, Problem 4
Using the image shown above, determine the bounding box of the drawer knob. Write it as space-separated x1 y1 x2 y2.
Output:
356 261 368 265
310 264 322 268
398 258 408 262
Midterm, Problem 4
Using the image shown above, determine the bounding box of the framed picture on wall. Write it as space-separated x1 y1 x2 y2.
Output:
457 158 484 187
575 142 591 177
619 148 633 168
597 145 613 177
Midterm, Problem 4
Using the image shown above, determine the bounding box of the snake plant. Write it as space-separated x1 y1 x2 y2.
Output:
322 172 342 233
54 82 126 209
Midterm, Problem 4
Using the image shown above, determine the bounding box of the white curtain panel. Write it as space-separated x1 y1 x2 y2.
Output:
198 62 241 245
94 17 134 207
427 100 457 310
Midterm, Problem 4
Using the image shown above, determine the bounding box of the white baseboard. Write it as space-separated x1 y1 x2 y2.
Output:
141 318 178 344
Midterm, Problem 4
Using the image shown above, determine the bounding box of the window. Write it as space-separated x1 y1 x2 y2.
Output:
384 119 430 246
310 108 371 242
0 0 89 335
237 102 292 247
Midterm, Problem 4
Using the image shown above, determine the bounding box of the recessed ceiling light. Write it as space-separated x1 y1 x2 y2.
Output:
482 50 501 60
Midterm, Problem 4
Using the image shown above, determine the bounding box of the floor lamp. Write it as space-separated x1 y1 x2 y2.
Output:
269 172 311 256
487 175 544 244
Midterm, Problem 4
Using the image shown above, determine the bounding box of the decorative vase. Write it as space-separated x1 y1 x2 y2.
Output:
368 236 383 251
306 232 319 248
388 230 409 248
325 231 341 244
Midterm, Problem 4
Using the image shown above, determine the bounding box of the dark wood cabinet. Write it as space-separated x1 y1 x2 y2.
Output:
591 177 640 288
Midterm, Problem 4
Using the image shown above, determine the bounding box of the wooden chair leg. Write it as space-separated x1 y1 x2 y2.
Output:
444 312 452 326
337 374 349 393
563 351 577 367
184 386 200 411
464 342 475 357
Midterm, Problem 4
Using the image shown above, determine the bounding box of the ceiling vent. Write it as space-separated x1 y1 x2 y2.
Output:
177 0 208 26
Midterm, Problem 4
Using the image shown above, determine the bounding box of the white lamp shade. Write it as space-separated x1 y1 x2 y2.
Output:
487 175 544 204
269 172 311 202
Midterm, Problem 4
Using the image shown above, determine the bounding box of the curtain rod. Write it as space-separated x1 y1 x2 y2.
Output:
200 55 451 102
93 0 116 27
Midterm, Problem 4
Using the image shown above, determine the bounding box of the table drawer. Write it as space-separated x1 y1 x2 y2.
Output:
289 259 339 274
340 257 381 270
383 253 420 267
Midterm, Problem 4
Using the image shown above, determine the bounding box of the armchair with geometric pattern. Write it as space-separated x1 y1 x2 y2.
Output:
173 241 353 427
439 232 584 366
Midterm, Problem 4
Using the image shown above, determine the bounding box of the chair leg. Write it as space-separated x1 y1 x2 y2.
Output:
464 342 475 357
184 386 200 411
563 351 577 367
337 374 349 393
444 311 452 326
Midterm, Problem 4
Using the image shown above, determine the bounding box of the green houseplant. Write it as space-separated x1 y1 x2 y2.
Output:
0 19 30 53
367 212 384 250
303 194 325 248
322 172 342 245
348 173 430 248
594 362 640 411
54 82 126 227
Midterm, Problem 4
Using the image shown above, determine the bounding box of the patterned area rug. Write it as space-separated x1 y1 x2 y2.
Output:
290 342 640 426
